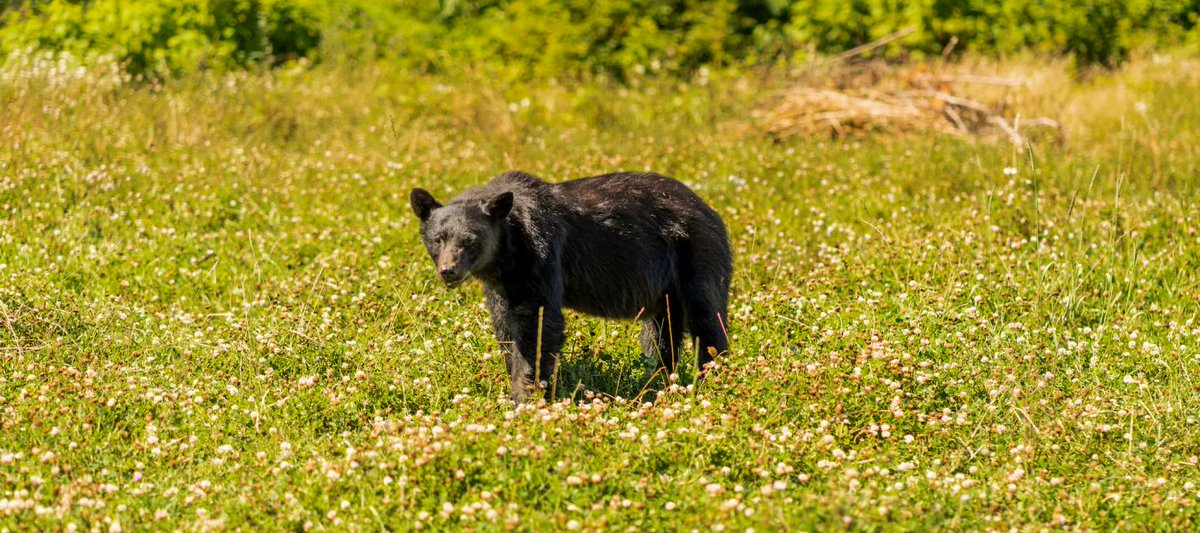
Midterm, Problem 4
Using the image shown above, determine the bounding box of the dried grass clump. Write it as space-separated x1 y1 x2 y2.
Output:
756 61 1062 145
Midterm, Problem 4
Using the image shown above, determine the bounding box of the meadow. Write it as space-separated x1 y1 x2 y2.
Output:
1 51 1200 530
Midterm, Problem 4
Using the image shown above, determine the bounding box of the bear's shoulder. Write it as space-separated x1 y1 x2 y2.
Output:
491 170 547 189
453 171 549 205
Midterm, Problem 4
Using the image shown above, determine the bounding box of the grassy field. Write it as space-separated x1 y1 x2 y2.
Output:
2 52 1200 531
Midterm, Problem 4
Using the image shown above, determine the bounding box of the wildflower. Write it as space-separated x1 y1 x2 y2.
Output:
1008 468 1025 482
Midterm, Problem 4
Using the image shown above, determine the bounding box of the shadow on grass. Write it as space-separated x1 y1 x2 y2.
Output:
550 345 699 403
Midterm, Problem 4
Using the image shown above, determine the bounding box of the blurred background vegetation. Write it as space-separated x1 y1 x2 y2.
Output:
1 0 1198 79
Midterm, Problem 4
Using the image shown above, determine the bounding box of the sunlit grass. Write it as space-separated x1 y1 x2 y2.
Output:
1 51 1199 530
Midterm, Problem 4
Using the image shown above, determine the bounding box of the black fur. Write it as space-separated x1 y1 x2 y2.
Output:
412 171 732 402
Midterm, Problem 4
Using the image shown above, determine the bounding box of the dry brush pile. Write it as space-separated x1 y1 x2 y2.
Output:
755 60 1063 146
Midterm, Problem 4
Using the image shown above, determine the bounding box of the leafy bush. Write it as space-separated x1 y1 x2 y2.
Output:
785 0 1200 66
304 0 771 79
0 0 320 76
316 0 1196 76
1 0 1197 78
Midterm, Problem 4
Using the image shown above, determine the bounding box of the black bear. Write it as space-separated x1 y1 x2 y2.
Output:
410 171 732 402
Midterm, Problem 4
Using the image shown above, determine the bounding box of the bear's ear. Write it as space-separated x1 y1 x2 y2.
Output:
483 191 513 220
410 188 441 222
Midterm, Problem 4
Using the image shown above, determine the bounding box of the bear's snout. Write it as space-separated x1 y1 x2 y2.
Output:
438 266 464 283
436 249 469 285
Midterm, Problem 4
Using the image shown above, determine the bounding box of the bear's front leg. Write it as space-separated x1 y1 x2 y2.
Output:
487 297 565 403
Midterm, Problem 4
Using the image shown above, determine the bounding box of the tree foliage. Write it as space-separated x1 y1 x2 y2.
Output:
2 0 1197 77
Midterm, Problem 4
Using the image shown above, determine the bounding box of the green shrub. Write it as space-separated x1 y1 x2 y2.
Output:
304 0 766 79
312 0 1197 76
1 0 1197 78
0 0 320 76
783 0 1200 66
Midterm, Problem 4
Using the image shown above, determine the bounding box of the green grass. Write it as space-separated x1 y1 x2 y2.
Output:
1 54 1200 531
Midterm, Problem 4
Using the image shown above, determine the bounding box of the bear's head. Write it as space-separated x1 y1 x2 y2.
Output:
410 188 513 287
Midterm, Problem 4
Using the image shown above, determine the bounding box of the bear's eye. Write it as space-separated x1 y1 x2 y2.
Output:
433 235 445 246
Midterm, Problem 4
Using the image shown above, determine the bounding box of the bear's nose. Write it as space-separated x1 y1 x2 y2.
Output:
439 267 459 281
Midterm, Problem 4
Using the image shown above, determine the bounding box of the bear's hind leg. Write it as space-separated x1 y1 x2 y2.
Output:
639 294 686 374
683 286 729 373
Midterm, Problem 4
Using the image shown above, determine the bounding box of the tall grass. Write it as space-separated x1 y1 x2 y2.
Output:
0 50 1199 529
